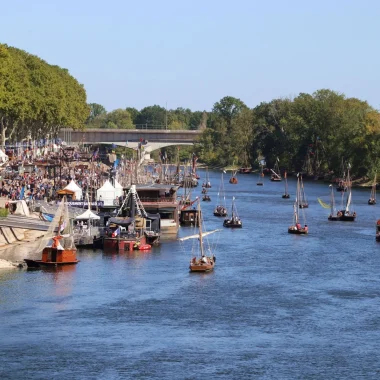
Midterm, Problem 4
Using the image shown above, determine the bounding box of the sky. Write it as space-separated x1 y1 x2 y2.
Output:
1 0 380 112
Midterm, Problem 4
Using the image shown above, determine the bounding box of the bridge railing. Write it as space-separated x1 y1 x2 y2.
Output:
134 124 200 130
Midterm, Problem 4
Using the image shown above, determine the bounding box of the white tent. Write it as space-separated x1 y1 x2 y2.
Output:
12 200 30 217
64 180 83 200
0 149 9 166
75 209 100 220
97 180 117 206
114 179 124 197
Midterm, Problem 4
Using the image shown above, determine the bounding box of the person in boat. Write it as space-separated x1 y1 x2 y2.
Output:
296 223 301 230
304 224 308 232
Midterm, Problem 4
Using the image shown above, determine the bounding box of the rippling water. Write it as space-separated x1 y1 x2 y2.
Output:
1 170 380 379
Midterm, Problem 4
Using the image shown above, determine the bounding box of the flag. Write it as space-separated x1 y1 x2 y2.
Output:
112 227 120 238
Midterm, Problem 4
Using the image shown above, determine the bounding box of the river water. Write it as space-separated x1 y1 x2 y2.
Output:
1 169 380 379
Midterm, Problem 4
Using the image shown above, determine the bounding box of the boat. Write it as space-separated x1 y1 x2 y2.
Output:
229 168 238 184
214 172 228 216
24 197 79 268
223 197 242 228
376 219 380 241
270 158 282 181
179 200 217 272
282 171 290 198
335 165 356 221
298 174 308 208
257 164 264 186
202 166 211 188
288 175 308 234
326 185 340 221
103 185 161 252
202 194 211 202
368 174 377 205
239 167 251 174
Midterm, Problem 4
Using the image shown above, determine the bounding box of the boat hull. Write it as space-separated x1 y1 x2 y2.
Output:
288 228 308 234
282 194 290 198
368 199 376 205
223 220 242 228
103 236 147 253
257 182 263 186
189 257 215 272
24 259 79 268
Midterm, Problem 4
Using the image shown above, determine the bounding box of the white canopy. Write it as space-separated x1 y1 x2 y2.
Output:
64 180 83 200
114 179 123 197
97 180 117 206
0 149 8 166
75 209 100 220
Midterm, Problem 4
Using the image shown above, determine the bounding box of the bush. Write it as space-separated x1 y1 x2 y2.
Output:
0 208 9 217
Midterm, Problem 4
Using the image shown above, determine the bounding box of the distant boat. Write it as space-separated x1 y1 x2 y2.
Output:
239 167 251 174
214 172 228 217
368 173 377 205
223 197 242 228
298 174 308 208
229 169 238 184
202 166 211 188
288 175 308 234
282 171 290 198
270 158 282 181
376 219 380 241
257 165 264 186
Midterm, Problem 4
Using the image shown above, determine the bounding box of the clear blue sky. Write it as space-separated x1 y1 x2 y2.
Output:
1 0 379 112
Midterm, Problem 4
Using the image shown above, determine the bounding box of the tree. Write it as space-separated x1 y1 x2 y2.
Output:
125 107 139 124
88 103 107 123
212 96 247 131
135 105 166 128
103 109 133 129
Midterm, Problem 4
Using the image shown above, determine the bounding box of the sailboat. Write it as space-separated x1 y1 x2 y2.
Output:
327 184 339 221
202 188 211 201
229 168 238 184
223 197 242 228
202 167 211 188
299 174 308 208
180 200 217 272
282 171 290 198
270 158 282 181
214 172 228 216
257 165 264 186
288 174 308 234
336 165 356 221
368 173 377 205
24 196 79 268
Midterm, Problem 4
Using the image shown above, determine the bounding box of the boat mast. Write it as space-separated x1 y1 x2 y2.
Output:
198 200 205 257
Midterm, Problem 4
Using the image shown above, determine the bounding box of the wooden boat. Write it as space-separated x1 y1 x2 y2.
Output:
229 169 238 184
282 171 290 198
298 174 308 208
202 194 211 201
103 185 161 252
327 185 340 221
223 197 242 228
288 175 308 234
179 200 218 272
24 197 79 268
368 174 377 205
180 208 201 226
257 164 264 186
214 172 228 216
335 165 356 221
376 219 380 241
270 159 282 181
239 167 251 174
202 166 211 188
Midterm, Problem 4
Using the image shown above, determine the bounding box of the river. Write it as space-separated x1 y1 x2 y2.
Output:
1 169 380 379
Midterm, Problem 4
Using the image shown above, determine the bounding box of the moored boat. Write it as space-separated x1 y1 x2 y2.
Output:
368 174 377 205
24 197 79 268
335 165 356 221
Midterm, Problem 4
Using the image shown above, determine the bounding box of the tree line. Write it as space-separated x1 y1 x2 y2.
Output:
0 43 89 146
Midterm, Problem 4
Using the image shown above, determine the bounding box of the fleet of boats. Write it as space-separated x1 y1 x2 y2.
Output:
21 159 380 273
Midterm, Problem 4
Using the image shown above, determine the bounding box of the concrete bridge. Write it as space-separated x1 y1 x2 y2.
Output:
58 128 203 151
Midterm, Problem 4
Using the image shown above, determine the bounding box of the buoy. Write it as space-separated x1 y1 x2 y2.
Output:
139 244 151 251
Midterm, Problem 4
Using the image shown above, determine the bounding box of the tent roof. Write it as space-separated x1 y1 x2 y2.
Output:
75 209 100 220
64 180 82 192
114 180 123 189
98 180 115 191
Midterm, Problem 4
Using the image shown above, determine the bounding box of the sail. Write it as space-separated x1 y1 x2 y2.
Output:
345 191 352 212
318 198 331 209
178 229 221 242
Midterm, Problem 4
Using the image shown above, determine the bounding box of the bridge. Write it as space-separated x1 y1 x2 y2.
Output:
58 128 203 152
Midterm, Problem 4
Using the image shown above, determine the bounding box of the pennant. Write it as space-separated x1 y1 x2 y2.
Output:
111 227 120 238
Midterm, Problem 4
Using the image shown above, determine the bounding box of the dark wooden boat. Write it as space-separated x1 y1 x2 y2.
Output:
239 167 251 174
282 171 290 198
214 173 228 216
202 195 211 201
368 174 377 205
270 159 282 182
223 197 242 228
180 208 200 226
288 175 308 234
376 220 380 241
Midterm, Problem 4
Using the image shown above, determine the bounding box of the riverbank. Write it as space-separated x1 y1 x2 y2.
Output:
0 197 45 268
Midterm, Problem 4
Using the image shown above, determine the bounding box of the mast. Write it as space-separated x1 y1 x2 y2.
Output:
198 200 205 257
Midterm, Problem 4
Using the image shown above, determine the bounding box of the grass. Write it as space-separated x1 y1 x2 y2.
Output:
0 208 9 218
